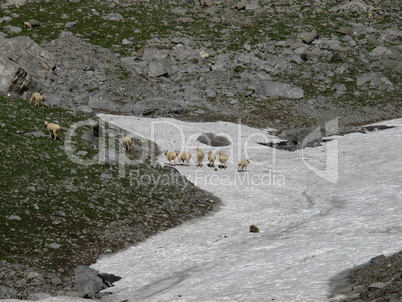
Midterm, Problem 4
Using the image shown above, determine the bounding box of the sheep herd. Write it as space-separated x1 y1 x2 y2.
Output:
29 91 251 172
163 148 250 172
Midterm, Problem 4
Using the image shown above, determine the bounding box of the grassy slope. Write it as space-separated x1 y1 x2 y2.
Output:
0 96 215 275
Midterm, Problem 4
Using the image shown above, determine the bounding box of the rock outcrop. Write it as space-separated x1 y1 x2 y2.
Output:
0 35 55 98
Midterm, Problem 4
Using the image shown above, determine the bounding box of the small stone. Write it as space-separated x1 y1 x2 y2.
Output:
203 0 214 7
370 254 386 263
235 1 246 10
7 215 21 220
250 225 260 233
301 30 317 44
51 276 63 286
47 243 61 249
65 21 77 28
368 282 387 290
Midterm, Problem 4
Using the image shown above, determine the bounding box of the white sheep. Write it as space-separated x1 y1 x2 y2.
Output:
44 121 60 140
208 151 216 168
176 151 192 166
163 150 177 165
24 21 32 29
217 152 229 169
122 137 132 152
196 147 205 167
30 92 45 108
238 159 250 172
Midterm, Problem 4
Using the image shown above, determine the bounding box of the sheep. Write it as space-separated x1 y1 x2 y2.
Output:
196 147 205 167
30 92 45 107
238 159 250 172
122 136 133 152
24 21 32 29
163 150 177 165
208 151 216 168
176 151 192 166
216 152 228 169
44 121 60 140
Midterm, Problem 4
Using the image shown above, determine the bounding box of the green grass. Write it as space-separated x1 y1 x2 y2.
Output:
0 96 214 274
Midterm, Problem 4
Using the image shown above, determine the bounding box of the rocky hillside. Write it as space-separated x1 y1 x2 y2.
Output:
1 0 401 144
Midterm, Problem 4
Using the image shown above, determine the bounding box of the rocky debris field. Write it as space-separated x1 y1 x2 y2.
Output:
0 0 401 144
330 252 402 301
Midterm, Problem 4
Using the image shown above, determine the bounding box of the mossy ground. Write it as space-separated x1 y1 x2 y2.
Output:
0 96 215 275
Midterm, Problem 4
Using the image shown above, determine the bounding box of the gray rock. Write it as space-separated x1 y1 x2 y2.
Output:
332 84 346 96
22 131 47 138
331 51 348 62
356 72 394 89
132 97 188 117
370 254 386 263
252 81 304 99
197 133 231 147
103 13 124 21
28 292 51 300
203 0 214 7
368 282 388 289
7 215 21 220
329 0 374 14
28 19 41 28
0 16 13 23
250 225 260 233
380 28 402 43
174 45 199 62
122 38 133 45
246 1 260 10
0 286 17 299
0 35 56 97
65 21 77 28
76 105 93 114
47 243 61 249
87 91 121 112
146 60 171 77
76 151 88 156
2 0 29 7
300 29 318 45
338 27 355 36
74 266 104 298
142 47 169 61
235 1 246 10
3 25 22 33
369 46 392 56
100 173 113 180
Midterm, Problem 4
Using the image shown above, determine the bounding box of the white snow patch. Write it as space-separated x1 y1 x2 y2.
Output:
90 116 402 302
4 117 400 302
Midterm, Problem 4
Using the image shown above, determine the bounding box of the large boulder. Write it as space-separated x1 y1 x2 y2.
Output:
74 265 104 298
197 133 231 147
251 80 304 99
132 97 188 117
0 35 56 98
146 60 171 77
